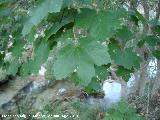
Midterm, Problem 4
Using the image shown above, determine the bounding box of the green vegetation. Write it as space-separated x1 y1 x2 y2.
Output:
0 0 160 119
28 100 144 120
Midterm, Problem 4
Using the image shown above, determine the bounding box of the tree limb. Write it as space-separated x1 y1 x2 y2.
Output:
155 0 160 24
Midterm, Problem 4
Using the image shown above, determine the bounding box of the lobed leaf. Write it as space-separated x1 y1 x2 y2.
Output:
75 8 125 41
54 37 111 86
22 0 63 36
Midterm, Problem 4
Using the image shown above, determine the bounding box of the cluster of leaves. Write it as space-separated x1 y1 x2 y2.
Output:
0 0 159 90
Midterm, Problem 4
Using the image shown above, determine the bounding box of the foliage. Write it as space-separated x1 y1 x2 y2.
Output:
0 0 160 90
153 50 160 60
104 100 145 120
29 99 105 120
128 88 160 120
0 68 7 80
22 0 64 36
22 99 144 120
53 37 111 86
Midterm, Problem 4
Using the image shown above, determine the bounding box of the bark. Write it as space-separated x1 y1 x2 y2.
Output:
135 0 150 96
130 72 140 94
130 0 138 9
155 0 160 24
152 60 160 95
137 61 148 96
127 0 148 96
121 80 128 97
151 0 160 95
141 0 149 33
128 0 138 32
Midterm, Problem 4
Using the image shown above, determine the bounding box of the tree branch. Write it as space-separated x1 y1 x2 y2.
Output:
155 0 160 24
141 0 149 33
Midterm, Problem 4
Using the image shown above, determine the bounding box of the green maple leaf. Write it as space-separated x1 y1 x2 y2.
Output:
79 38 111 66
84 77 101 93
7 41 24 76
22 0 63 36
95 65 109 81
108 38 121 58
20 60 34 77
145 36 160 46
153 50 160 59
44 16 74 40
116 26 133 42
32 42 50 73
7 58 19 76
75 8 125 41
53 44 76 79
11 41 24 58
75 46 96 86
116 66 134 82
54 44 95 86
53 37 111 86
113 48 141 69
138 35 160 47
20 42 49 76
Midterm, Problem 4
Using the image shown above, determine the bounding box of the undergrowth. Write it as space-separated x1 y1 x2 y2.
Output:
27 99 145 120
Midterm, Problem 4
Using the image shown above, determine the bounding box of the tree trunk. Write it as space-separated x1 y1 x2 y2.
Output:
152 60 160 95
135 0 150 96
137 62 148 96
121 80 128 98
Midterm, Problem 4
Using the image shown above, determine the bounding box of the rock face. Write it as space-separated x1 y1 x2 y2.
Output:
0 77 32 114
0 75 78 119
0 75 128 119
32 80 76 110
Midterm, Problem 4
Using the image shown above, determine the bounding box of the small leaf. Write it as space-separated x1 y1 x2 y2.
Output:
152 25 160 36
137 39 146 48
135 10 147 24
145 36 160 46
44 16 74 40
112 48 141 69
108 38 121 58
116 26 133 42
84 78 101 93
95 65 109 81
153 50 160 59
130 15 139 26
116 66 134 82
